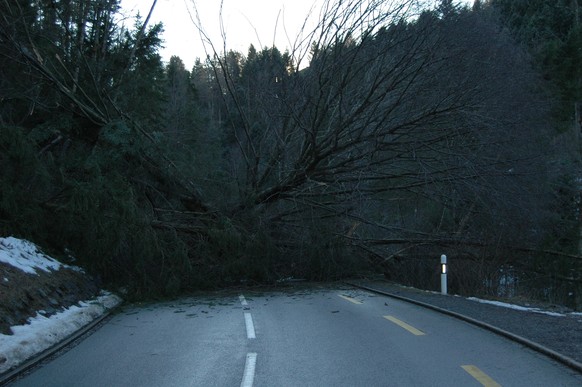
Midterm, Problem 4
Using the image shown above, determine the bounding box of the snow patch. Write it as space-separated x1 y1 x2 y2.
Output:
0 237 122 374
0 237 64 275
0 291 122 374
467 297 565 317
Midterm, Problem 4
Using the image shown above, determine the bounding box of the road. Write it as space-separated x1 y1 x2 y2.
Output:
9 286 582 386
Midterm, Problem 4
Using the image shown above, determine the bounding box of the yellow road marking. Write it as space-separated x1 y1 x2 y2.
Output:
462 365 502 387
338 294 363 304
383 315 425 336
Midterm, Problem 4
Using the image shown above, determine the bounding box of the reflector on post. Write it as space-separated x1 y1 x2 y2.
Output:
440 254 447 295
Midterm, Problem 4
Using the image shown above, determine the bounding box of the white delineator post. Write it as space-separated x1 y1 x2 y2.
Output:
441 254 447 295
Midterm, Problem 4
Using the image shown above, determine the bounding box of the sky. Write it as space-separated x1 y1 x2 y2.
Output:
120 0 325 69
120 0 474 70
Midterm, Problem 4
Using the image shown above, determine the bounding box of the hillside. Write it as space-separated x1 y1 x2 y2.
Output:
0 237 121 374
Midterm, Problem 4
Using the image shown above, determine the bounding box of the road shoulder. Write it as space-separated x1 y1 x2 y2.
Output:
347 279 582 373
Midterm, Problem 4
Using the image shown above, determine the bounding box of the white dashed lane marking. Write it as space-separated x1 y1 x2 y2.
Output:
239 295 257 386
244 312 256 339
240 352 257 387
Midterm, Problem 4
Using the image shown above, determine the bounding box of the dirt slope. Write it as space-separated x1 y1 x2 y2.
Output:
0 262 100 336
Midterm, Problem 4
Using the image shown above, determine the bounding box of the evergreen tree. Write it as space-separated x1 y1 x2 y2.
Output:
164 56 200 145
0 0 197 296
437 0 459 18
490 0 582 128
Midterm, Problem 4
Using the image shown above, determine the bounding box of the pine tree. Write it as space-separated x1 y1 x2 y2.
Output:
437 0 459 18
491 0 582 128
164 56 200 144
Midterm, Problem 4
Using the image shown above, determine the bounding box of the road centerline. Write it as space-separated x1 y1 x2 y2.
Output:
461 365 501 387
244 312 256 339
241 352 257 387
338 294 363 304
383 315 425 336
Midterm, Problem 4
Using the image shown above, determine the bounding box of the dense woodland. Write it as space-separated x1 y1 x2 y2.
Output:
1 0 581 305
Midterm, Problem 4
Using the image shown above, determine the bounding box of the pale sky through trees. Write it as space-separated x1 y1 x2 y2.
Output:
121 0 322 68
121 0 473 69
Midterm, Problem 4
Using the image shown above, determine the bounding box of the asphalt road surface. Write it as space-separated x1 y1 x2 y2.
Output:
9 286 582 386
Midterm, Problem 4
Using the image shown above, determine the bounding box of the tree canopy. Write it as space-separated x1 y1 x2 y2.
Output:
0 0 580 307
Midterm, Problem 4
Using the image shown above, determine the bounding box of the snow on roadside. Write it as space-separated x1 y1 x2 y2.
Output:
467 297 566 317
0 292 121 374
0 237 74 274
0 237 122 374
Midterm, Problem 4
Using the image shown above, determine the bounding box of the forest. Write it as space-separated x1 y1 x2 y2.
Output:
0 0 581 306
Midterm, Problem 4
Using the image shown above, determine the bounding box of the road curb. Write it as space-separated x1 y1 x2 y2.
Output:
346 281 582 375
0 305 119 386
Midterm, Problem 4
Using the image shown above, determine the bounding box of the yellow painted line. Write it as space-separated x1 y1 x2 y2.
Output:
338 294 363 305
383 315 425 336
462 365 502 387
